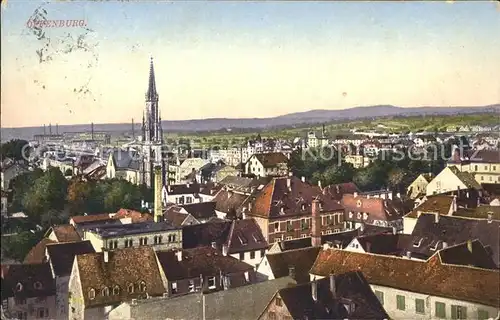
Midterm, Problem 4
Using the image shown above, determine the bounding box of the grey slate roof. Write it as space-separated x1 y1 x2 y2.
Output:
113 276 297 320
110 149 141 171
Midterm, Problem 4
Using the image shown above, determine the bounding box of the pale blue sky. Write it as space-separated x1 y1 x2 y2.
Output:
2 1 500 127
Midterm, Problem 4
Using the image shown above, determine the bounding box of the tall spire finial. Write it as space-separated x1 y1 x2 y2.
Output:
146 57 157 101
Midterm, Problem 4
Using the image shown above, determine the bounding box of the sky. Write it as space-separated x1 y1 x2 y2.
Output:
1 1 500 128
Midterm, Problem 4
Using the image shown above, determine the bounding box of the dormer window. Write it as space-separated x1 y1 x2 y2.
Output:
363 213 368 220
88 288 96 300
413 238 424 248
430 241 441 251
357 212 362 219
127 283 134 294
101 287 110 297
113 285 120 295
301 204 306 211
139 281 146 292
33 281 43 290
15 283 23 292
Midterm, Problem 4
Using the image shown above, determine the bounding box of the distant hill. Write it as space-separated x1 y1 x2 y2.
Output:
2 104 499 141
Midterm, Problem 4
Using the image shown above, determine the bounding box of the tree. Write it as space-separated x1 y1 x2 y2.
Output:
9 169 44 213
1 230 43 262
67 179 93 214
388 168 409 193
23 167 68 223
0 139 30 162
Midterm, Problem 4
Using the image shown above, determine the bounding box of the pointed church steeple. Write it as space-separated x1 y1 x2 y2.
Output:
146 57 158 102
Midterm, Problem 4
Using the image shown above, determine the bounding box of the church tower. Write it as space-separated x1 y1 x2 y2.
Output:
141 57 166 188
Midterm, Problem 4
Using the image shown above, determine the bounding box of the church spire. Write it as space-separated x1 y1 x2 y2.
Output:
146 56 157 101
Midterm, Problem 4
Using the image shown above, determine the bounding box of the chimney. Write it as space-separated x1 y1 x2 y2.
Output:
434 212 440 224
442 242 448 249
222 244 228 256
176 250 183 262
406 251 411 259
366 194 370 199
211 241 217 249
103 249 109 263
311 199 321 247
311 281 318 302
488 212 493 223
228 190 234 199
392 226 397 235
329 274 336 298
467 240 473 253
396 192 401 199
288 266 296 279
301 176 306 183
248 202 253 213
287 178 291 191
154 166 164 223
452 195 458 213
366 242 372 253
223 275 230 290
388 192 393 200
360 223 365 233
318 180 322 189
353 192 358 198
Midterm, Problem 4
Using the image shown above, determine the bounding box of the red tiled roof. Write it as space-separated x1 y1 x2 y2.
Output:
322 182 360 201
115 208 152 223
310 249 500 307
342 194 410 222
405 195 453 219
250 176 344 219
50 224 81 242
24 238 56 264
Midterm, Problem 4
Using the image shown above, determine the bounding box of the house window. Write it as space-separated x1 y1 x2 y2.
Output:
493 166 496 171
250 251 255 259
478 310 489 320
158 235 163 244
286 221 293 231
101 287 110 297
451 305 467 319
37 308 48 318
188 280 195 292
113 285 120 295
139 281 146 292
435 302 446 318
286 236 293 240
124 239 133 248
208 277 216 289
415 298 425 314
274 222 279 232
88 288 96 300
109 240 118 249
33 281 43 290
275 297 282 306
171 282 177 294
374 291 384 305
127 283 134 294
268 311 276 320
14 297 26 305
396 295 405 310
239 252 244 260
261 249 265 257
17 312 27 320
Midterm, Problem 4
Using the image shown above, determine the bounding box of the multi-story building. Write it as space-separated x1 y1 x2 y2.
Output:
155 246 256 298
448 149 500 185
82 221 182 252
244 153 289 178
310 248 500 320
1 263 56 320
68 247 166 320
426 166 483 196
45 241 95 319
246 176 345 243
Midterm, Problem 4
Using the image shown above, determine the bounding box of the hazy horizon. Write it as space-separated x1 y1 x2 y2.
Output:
2 1 500 128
